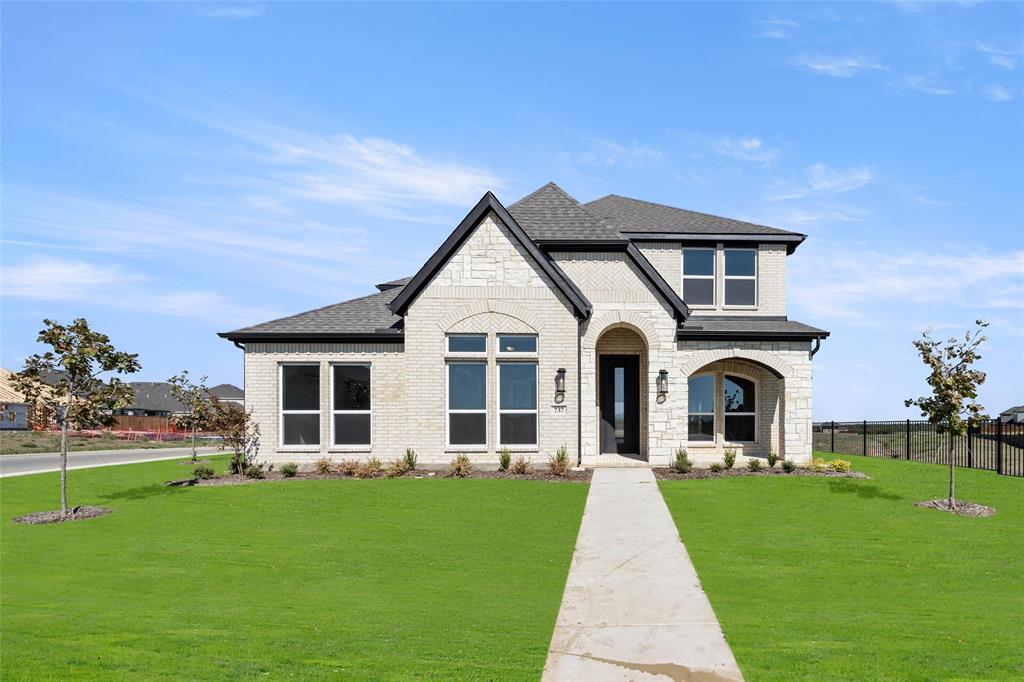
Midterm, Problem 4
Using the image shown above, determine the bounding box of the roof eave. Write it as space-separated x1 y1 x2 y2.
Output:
218 331 405 344
623 232 807 254
676 330 830 341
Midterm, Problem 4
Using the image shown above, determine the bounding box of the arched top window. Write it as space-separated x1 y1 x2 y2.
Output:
724 375 756 442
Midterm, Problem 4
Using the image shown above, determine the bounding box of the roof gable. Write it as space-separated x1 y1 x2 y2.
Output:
389 192 592 318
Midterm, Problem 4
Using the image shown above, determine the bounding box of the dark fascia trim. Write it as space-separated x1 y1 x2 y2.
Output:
624 232 806 254
536 239 630 252
677 330 830 341
388 192 592 318
625 243 690 322
217 331 405 344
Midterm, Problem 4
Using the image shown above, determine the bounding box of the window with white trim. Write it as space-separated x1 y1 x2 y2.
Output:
724 375 756 442
448 362 487 446
687 374 715 441
724 249 757 306
281 364 320 446
499 362 537 445
497 334 537 353
332 364 371 446
447 334 486 353
682 248 715 306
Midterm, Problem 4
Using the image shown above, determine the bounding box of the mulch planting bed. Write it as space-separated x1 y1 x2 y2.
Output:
167 467 592 488
913 499 996 517
654 467 869 481
13 506 113 525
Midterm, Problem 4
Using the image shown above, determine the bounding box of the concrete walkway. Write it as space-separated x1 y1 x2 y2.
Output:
543 468 743 682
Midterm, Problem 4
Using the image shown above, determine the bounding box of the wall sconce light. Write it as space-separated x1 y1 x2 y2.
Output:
555 368 566 403
657 369 669 397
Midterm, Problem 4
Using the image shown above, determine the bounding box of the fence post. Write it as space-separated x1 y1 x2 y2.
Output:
996 419 1003 475
905 419 911 460
862 420 867 456
967 424 973 469
831 420 835 453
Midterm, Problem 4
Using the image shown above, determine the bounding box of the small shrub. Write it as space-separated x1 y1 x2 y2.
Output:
709 463 724 473
355 457 382 479
243 463 265 479
747 458 762 472
782 459 797 473
403 448 418 470
671 446 692 474
723 449 736 470
314 457 335 475
447 454 473 478
280 462 299 478
385 457 411 478
548 445 570 477
498 447 512 472
810 457 829 472
509 455 533 475
828 459 852 473
193 463 215 480
338 459 360 476
766 451 779 469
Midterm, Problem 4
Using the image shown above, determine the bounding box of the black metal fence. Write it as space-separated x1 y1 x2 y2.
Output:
813 419 1024 478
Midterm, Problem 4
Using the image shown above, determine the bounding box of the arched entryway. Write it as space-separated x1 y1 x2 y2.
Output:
595 326 648 460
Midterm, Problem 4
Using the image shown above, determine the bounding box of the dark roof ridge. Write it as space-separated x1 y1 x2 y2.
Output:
586 193 803 237
222 287 400 336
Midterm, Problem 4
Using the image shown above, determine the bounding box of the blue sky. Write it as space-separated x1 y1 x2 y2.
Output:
2 1 1022 419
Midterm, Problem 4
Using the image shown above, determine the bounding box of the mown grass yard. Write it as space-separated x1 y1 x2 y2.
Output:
660 454 1024 681
0 457 587 680
0 430 208 455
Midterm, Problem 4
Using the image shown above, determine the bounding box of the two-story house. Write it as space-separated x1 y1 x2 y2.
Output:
220 183 828 467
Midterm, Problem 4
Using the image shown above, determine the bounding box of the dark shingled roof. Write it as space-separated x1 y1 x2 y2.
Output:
125 382 185 414
678 316 829 340
509 182 622 241
220 287 404 340
208 383 244 401
375 276 413 291
586 194 803 238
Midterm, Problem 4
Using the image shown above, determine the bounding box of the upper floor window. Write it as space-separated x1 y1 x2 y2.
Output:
724 249 757 307
497 334 537 353
281 364 320 446
682 248 715 306
447 334 486 353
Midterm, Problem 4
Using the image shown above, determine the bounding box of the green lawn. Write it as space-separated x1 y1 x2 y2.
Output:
0 430 212 455
0 457 587 680
660 454 1024 681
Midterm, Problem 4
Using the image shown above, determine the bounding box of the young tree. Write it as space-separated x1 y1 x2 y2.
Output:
208 397 261 475
167 371 212 462
905 320 989 510
14 319 140 518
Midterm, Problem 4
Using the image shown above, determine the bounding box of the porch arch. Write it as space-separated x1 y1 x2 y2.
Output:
678 348 794 380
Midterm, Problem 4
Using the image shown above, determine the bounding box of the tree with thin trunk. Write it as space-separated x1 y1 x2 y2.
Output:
167 371 212 462
905 319 988 511
208 397 261 475
13 319 140 518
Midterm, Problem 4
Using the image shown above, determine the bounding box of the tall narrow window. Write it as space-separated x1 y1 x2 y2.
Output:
499 362 537 445
687 374 715 441
724 249 757 306
332 364 371 445
724 375 756 442
448 362 486 446
281 364 320 446
683 248 715 306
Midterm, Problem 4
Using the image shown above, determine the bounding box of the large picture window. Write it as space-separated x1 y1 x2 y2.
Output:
724 249 757 306
724 375 756 442
281 364 320 446
683 248 715 306
499 362 537 445
448 362 486 446
332 364 371 446
687 374 715 441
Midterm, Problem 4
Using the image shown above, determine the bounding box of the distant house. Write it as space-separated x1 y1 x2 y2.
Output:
208 383 245 407
999 406 1024 424
0 367 57 430
116 381 245 417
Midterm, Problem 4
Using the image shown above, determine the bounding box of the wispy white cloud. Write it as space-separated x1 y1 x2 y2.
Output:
712 136 779 164
980 82 1014 102
767 163 873 201
556 139 664 169
975 42 1019 70
791 54 885 78
903 74 954 96
773 206 870 226
197 3 265 19
755 18 798 39
791 247 1024 322
1 258 130 299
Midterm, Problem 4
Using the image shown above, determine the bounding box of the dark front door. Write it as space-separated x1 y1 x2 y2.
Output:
599 355 640 455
